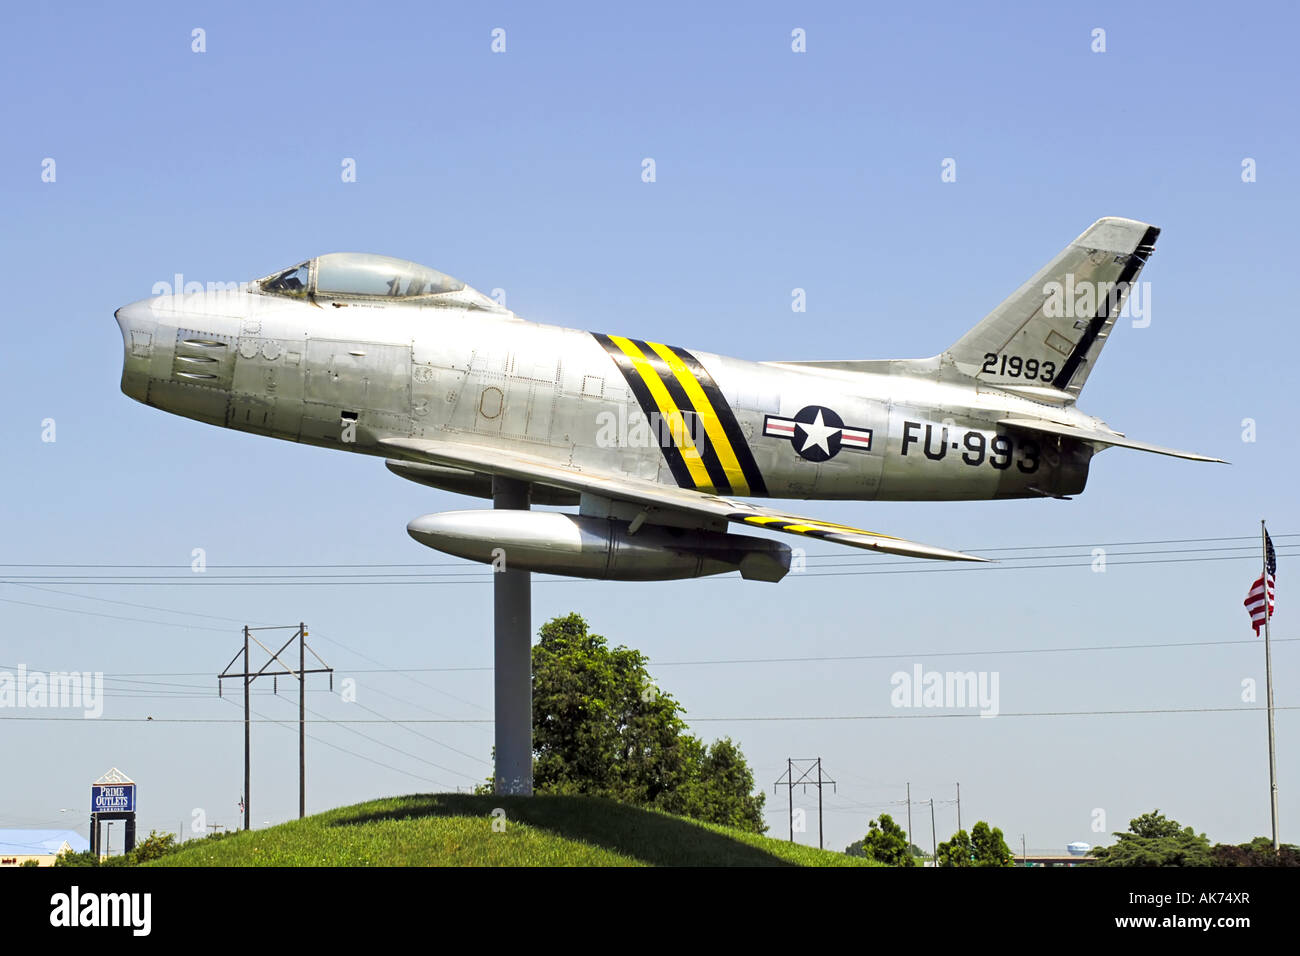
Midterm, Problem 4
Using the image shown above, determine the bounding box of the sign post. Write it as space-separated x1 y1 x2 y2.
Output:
88 768 136 859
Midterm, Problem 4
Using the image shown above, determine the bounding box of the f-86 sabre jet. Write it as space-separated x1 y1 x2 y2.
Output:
113 217 1222 583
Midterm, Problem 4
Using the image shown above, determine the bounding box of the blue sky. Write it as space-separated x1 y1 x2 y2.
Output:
1 1 1296 854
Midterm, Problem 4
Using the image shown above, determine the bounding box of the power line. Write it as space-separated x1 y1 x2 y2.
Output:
307 631 490 716
0 593 233 629
218 697 455 790
647 636 1300 668
688 705 1300 722
1 532 1293 568
2 547 1294 584
6 583 252 623
13 633 1290 682
2 704 1296 723
256 687 483 783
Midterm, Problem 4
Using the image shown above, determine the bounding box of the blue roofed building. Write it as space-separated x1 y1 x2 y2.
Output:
0 829 91 867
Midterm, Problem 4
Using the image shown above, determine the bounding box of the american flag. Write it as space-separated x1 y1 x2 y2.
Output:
1244 530 1277 635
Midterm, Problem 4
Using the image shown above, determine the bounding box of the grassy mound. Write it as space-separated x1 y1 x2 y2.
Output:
153 793 873 867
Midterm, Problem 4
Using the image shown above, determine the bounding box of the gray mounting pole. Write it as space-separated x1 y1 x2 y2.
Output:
493 477 533 795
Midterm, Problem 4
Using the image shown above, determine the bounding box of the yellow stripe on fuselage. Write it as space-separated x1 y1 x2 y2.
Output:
607 335 714 492
645 341 750 496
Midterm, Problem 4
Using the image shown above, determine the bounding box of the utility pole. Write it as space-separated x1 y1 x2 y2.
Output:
773 759 836 847
906 782 913 858
219 623 332 828
956 781 962 834
930 798 937 864
784 758 792 841
300 622 306 819
1021 833 1027 865
243 626 250 830
816 759 825 850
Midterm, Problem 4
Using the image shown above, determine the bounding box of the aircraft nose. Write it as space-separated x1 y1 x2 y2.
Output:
115 297 151 332
114 297 158 403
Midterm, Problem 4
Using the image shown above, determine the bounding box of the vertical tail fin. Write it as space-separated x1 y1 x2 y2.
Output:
944 217 1159 399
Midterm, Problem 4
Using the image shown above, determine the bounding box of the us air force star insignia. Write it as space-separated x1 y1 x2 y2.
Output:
763 405 873 462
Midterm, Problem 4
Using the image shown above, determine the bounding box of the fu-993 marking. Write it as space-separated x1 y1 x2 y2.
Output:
981 352 1056 381
901 421 1040 473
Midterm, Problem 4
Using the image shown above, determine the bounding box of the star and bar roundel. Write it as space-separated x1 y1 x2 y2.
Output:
763 405 873 462
594 333 875 495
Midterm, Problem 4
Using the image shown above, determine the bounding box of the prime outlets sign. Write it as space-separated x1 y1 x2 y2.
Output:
91 768 136 813
91 783 135 812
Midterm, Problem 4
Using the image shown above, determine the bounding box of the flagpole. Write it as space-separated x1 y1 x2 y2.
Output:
1262 519 1280 854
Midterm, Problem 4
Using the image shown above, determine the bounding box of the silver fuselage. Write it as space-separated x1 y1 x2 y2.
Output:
115 286 1104 501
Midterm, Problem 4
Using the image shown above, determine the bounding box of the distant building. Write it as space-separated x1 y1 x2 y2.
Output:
1018 848 1092 867
0 829 91 867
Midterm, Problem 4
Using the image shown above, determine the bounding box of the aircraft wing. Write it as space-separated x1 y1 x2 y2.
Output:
380 437 988 563
996 418 1227 463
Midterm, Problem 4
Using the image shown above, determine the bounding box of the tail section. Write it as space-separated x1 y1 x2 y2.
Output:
943 217 1159 399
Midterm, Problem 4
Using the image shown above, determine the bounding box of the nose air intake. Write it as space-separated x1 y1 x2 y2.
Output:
114 299 157 404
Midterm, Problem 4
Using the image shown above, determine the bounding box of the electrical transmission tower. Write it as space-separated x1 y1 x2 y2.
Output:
218 623 333 830
774 758 837 849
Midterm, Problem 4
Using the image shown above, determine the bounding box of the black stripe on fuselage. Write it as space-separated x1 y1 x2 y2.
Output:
628 339 735 494
592 332 694 489
668 345 770 497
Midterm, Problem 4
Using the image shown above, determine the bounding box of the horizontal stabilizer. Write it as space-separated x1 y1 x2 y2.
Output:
997 418 1227 463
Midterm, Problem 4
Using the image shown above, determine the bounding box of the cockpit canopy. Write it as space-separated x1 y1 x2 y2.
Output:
256 253 497 309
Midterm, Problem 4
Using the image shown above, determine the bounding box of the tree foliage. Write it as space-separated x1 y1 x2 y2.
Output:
53 829 178 867
936 829 972 866
936 821 1014 866
1089 810 1213 867
846 813 915 865
1210 837 1300 867
130 829 177 863
970 821 1015 866
530 613 766 832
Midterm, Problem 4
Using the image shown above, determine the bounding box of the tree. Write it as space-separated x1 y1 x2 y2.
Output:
52 829 180 867
936 829 972 867
846 813 915 865
1210 838 1300 867
530 613 765 831
970 821 1015 866
129 829 177 863
934 821 1014 866
674 737 765 831
1089 810 1213 867
53 849 99 867
1128 810 1183 840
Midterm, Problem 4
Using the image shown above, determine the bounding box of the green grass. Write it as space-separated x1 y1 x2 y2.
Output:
151 794 877 867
